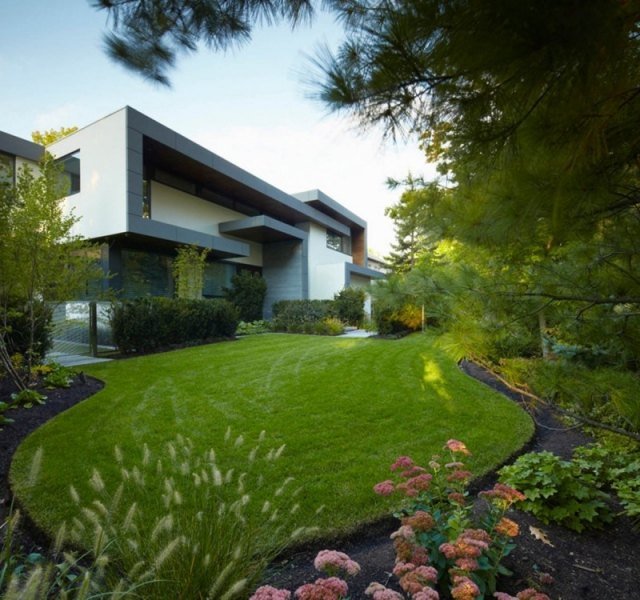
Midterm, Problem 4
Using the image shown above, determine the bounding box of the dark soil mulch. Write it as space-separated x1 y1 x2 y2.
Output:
1 361 638 599
0 374 104 550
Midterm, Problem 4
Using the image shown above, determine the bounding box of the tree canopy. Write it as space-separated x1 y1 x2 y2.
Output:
31 127 78 146
93 0 316 85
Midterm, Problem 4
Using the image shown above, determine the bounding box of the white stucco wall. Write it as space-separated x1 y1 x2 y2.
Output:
151 181 263 266
14 156 37 172
307 222 352 299
48 109 128 239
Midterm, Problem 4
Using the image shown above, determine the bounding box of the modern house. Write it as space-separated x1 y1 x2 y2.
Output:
0 107 383 317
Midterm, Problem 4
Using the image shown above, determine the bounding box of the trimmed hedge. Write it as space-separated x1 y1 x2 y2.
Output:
334 287 366 326
224 271 267 322
110 297 239 353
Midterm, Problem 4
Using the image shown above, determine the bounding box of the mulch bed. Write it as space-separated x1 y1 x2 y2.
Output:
1 362 639 599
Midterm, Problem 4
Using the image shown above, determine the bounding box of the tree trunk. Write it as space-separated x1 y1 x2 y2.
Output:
538 310 551 360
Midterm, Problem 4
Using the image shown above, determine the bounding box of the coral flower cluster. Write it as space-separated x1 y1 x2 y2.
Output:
251 440 550 600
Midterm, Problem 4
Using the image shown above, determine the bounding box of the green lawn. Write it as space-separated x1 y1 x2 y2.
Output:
11 333 533 541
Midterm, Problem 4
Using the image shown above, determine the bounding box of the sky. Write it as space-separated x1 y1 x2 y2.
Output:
0 1 435 254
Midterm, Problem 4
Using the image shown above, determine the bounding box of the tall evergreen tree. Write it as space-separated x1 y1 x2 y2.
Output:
93 0 315 85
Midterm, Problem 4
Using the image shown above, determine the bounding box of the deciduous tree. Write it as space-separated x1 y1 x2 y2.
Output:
0 155 101 386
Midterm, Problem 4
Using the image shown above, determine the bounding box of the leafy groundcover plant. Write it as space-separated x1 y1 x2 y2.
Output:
499 443 640 531
250 440 550 600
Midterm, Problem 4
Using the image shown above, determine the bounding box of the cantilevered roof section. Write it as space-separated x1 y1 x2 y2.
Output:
0 131 44 161
219 215 308 243
292 189 366 230
126 107 352 237
346 262 386 283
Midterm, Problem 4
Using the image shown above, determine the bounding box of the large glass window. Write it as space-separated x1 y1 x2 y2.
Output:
203 262 235 298
326 230 352 255
58 150 80 195
120 248 173 298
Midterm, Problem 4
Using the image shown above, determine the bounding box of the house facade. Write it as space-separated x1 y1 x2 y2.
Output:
0 107 383 317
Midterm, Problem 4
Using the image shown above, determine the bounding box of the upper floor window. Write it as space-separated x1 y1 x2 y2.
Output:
327 230 352 255
58 150 80 195
0 152 15 188
142 179 151 218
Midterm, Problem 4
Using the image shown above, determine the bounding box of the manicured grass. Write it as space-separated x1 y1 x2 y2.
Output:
11 333 533 542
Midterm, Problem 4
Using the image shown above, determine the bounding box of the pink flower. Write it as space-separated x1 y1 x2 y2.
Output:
494 517 519 538
455 557 479 571
402 510 435 532
439 542 457 559
414 589 440 600
448 492 467 506
479 484 525 507
407 473 433 491
250 586 292 600
390 525 415 541
446 470 473 482
392 562 415 577
374 480 395 496
391 456 415 471
409 546 430 566
516 590 551 600
294 577 348 600
313 550 361 577
401 465 427 478
494 594 518 600
451 575 480 600
398 565 438 595
396 482 419 497
445 440 471 456
445 462 465 469
364 582 404 600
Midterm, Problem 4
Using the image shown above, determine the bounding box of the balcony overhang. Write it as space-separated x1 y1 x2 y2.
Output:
129 215 250 258
219 215 308 243
345 262 386 285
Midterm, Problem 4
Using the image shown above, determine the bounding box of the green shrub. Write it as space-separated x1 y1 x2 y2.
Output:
42 363 75 389
498 451 613 532
313 317 345 336
224 271 267 322
236 320 272 335
110 297 238 353
573 443 640 528
2 301 52 362
271 299 335 333
0 401 14 428
333 287 366 326
373 303 422 335
10 389 47 408
498 358 640 433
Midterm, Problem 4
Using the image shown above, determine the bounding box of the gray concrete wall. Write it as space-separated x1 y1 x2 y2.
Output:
262 239 308 319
